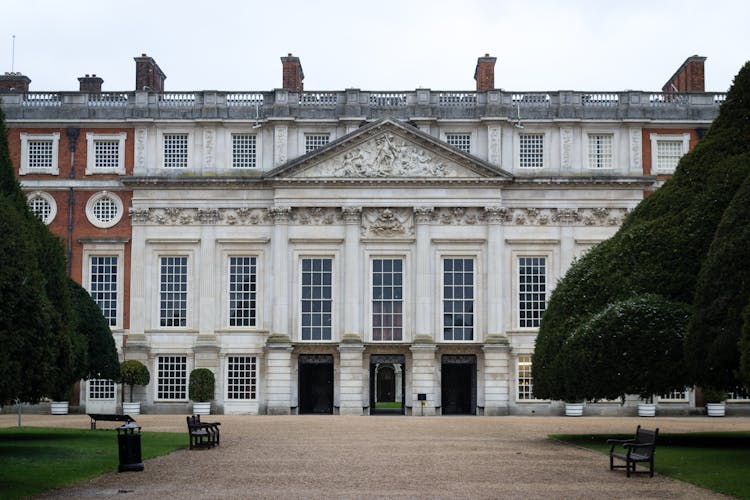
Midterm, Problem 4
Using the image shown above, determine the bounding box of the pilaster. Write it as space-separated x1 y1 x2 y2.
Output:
264 335 294 414
338 336 365 415
482 338 511 416
410 338 438 416
270 207 291 338
342 207 362 339
414 207 434 339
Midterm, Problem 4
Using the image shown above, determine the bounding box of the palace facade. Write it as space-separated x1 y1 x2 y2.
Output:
3 54 741 415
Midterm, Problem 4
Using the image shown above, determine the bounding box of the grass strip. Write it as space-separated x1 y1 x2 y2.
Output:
0 426 186 499
551 431 750 499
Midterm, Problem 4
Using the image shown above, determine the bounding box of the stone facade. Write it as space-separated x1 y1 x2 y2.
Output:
4 54 743 416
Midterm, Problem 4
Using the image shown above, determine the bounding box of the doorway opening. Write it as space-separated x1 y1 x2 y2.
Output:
441 355 476 415
370 354 405 415
298 354 334 414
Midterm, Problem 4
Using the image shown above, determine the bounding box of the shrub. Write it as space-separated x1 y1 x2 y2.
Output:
188 368 215 402
118 360 150 403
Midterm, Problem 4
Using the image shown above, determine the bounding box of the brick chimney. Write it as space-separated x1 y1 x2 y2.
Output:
474 54 497 92
662 55 706 93
78 74 103 92
134 54 167 92
281 53 304 93
0 72 31 93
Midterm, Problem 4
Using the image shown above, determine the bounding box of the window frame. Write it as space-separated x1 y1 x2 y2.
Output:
225 355 258 401
517 255 548 329
507 241 558 332
85 191 125 229
146 241 198 332
88 378 116 400
584 131 615 170
82 243 125 330
516 354 538 401
649 133 690 174
26 191 57 225
230 133 259 169
20 132 60 175
85 132 127 175
298 256 335 341
303 132 331 154
155 355 188 401
440 255 477 342
444 132 472 154
516 131 546 169
160 131 191 169
370 256 406 342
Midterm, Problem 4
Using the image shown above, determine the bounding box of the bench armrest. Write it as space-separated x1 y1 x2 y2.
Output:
623 442 656 449
606 438 634 445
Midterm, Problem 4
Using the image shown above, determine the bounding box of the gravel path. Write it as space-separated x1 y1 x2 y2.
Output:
3 414 746 499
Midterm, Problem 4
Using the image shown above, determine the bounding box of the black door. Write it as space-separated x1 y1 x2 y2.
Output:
441 355 476 415
299 355 334 414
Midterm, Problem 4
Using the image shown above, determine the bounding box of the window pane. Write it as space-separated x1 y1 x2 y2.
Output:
372 258 403 341
442 258 474 341
518 257 546 328
301 258 333 340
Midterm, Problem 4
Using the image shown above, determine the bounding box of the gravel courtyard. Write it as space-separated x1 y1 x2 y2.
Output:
3 414 746 499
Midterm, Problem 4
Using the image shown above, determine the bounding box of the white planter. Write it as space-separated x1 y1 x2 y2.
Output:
50 401 69 415
192 402 211 415
122 402 141 415
706 402 726 417
564 403 584 417
638 403 656 417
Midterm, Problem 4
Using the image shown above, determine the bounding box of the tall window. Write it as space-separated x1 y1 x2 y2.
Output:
229 256 256 327
588 134 613 169
27 140 54 168
226 356 257 400
304 134 329 153
446 134 471 153
232 134 257 169
90 256 118 326
442 258 474 341
160 256 188 327
519 257 546 328
519 133 544 168
163 133 188 168
88 379 115 400
157 355 187 400
301 258 333 341
372 258 403 341
517 356 534 400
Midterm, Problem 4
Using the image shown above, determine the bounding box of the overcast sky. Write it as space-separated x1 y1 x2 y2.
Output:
2 0 748 93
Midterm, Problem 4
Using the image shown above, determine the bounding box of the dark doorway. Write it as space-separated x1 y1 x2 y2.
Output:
370 354 405 415
441 355 476 415
298 355 334 414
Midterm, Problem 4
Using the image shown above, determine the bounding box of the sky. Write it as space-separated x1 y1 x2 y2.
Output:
2 0 748 93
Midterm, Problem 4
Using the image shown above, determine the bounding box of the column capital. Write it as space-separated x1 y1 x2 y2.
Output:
413 206 434 223
484 206 508 224
269 206 292 223
341 206 362 224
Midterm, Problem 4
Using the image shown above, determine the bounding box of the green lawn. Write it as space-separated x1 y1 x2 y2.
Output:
374 401 403 409
552 431 750 499
0 426 186 499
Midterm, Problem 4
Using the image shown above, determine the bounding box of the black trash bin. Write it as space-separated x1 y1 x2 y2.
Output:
117 422 144 472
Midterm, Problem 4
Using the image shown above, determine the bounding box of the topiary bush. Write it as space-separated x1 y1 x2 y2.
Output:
188 368 215 402
118 360 150 403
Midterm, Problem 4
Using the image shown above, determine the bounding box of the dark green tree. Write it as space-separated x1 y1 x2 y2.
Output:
68 279 120 381
533 61 750 400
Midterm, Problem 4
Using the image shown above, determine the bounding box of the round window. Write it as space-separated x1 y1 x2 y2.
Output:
26 191 57 225
86 191 124 228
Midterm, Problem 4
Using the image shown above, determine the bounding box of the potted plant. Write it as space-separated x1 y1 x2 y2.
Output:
189 368 215 415
118 360 150 415
637 396 656 417
703 388 728 417
50 385 73 415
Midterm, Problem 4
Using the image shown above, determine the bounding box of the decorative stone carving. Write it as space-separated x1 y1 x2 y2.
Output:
300 133 463 178
484 206 509 224
135 128 146 170
291 207 340 225
630 128 642 170
203 128 215 170
488 125 501 166
197 208 220 224
361 208 413 238
413 207 435 224
268 206 292 223
560 127 573 169
129 207 151 223
436 207 483 225
341 206 362 224
274 125 288 167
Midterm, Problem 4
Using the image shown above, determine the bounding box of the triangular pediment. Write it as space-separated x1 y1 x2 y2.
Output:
265 118 512 180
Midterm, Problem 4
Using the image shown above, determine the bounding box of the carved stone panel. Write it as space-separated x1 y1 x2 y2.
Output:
135 128 147 170
630 128 642 171
560 127 573 169
361 208 414 238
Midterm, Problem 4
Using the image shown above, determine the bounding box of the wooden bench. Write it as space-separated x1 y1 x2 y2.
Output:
186 415 221 449
87 413 135 430
607 425 659 477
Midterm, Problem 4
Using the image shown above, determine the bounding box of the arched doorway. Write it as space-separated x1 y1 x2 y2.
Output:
370 354 405 415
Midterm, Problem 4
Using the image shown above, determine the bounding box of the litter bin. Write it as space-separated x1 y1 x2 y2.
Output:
117 422 144 472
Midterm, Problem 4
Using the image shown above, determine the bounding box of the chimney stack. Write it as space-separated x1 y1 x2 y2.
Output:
78 74 103 92
0 72 31 93
474 54 497 92
662 55 706 93
281 53 304 93
134 54 167 92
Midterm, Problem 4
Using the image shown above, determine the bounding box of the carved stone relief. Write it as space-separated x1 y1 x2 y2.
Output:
361 208 414 237
274 125 288 166
203 128 215 170
135 128 147 170
630 128 642 171
488 125 501 166
300 133 463 178
290 207 341 225
435 207 483 225
560 127 573 169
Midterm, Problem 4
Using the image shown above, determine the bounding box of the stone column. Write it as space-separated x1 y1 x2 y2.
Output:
410 340 438 416
484 206 506 338
414 207 434 339
264 335 293 415
269 207 291 338
482 339 511 416
338 338 365 415
342 207 362 338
